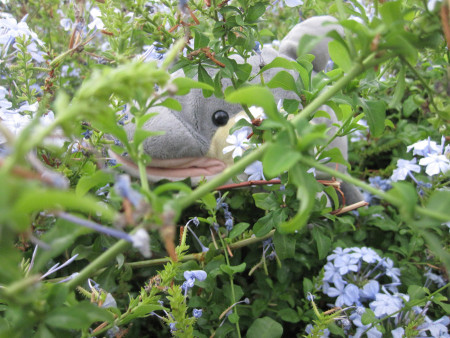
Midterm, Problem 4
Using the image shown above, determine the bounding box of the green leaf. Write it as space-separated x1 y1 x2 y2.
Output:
387 182 418 219
46 301 114 330
279 165 319 233
425 190 450 221
262 144 302 178
228 222 250 239
278 308 300 323
225 86 281 122
328 40 352 72
317 148 350 170
266 71 298 95
198 65 214 97
363 100 386 137
273 231 296 259
407 285 426 301
361 308 376 325
12 189 116 230
253 193 279 211
246 3 266 22
134 129 163 148
193 29 210 50
403 96 418 117
76 171 114 197
254 209 288 237
380 1 402 26
260 28 274 37
246 317 283 338
312 227 331 260
159 98 182 111
220 263 246 277
389 66 405 110
172 77 214 95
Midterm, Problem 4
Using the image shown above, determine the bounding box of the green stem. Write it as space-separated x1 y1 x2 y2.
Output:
401 56 441 113
293 60 365 124
218 235 241 338
177 142 270 210
66 239 131 290
138 144 150 194
299 157 450 222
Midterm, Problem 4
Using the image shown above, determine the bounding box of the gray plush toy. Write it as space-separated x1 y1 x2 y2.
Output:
113 16 363 205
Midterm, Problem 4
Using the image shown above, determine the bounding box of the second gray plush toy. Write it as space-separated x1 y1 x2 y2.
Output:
114 16 363 205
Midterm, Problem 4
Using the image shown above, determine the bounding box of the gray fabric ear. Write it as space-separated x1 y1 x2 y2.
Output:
279 15 343 72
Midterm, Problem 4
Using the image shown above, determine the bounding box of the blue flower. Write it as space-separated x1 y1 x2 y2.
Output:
359 280 379 301
418 315 450 337
325 282 360 307
305 324 329 337
334 254 359 275
182 270 207 295
114 174 143 207
381 258 401 283
323 262 345 287
391 327 404 338
350 247 381 264
327 247 352 262
184 270 207 281
193 308 203 318
81 129 93 139
369 292 403 318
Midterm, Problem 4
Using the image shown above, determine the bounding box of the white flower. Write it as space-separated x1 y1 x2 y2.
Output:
223 129 250 158
419 154 450 176
407 137 441 157
18 101 38 113
0 16 44 46
130 228 151 258
244 161 265 181
284 0 304 7
88 8 105 30
60 18 73 31
0 111 31 135
390 158 421 182
101 293 117 308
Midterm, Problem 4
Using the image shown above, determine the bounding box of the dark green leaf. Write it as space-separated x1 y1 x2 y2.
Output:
46 301 114 330
363 100 386 137
278 308 300 323
273 231 296 260
247 317 283 338
228 222 250 239
312 227 331 260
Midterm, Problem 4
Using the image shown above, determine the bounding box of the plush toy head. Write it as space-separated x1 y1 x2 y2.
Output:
113 16 363 204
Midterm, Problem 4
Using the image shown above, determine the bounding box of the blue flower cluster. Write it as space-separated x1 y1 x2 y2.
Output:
317 247 449 337
363 176 392 204
216 197 234 231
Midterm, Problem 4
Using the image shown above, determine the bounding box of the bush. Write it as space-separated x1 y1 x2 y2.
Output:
0 0 448 337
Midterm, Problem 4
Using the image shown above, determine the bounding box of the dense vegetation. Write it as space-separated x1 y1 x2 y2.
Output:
0 0 449 337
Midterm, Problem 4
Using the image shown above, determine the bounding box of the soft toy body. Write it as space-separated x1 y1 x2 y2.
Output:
115 16 363 204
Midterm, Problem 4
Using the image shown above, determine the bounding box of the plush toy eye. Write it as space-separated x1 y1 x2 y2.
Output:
212 110 229 127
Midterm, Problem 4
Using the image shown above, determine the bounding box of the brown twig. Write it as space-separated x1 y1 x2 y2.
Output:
187 47 225 67
440 3 450 49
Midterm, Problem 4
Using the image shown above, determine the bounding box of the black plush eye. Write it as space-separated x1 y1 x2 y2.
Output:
212 110 229 127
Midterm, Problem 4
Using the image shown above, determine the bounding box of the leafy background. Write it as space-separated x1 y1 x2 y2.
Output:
0 0 449 337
